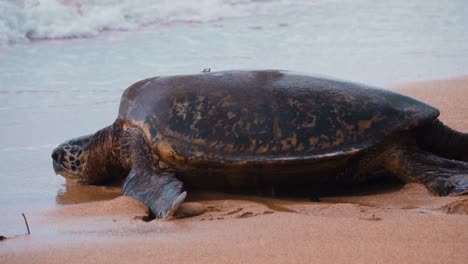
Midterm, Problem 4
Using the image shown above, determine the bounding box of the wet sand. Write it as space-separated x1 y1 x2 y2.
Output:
1 77 468 264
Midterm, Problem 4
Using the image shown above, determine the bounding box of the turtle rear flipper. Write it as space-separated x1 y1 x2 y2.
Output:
427 175 468 196
383 146 468 196
123 168 186 219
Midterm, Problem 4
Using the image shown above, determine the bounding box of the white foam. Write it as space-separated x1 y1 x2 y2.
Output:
0 0 289 45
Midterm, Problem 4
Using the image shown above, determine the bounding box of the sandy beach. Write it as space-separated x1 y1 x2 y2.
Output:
1 77 467 264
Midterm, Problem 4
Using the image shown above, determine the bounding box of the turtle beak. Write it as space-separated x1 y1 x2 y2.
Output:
51 148 65 175
52 160 65 175
51 147 61 161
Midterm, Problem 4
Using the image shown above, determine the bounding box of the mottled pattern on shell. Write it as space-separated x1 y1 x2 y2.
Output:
118 70 439 166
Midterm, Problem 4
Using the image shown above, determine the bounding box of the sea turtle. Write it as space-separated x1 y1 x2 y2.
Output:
51 70 468 219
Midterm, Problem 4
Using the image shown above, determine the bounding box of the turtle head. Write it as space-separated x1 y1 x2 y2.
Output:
51 123 127 185
51 134 92 181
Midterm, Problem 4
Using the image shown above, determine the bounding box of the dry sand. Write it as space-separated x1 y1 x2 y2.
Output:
1 77 468 264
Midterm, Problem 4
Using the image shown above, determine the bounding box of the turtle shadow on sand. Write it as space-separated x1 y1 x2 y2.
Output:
50 70 468 220
191 173 409 215
56 181 121 205
53 174 467 222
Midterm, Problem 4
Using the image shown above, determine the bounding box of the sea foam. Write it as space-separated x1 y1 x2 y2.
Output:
0 0 287 45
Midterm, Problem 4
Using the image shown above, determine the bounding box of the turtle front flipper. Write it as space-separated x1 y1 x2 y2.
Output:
121 127 187 219
383 146 468 196
123 168 186 219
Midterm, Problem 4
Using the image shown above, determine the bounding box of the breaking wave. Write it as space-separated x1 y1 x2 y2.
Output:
0 0 291 45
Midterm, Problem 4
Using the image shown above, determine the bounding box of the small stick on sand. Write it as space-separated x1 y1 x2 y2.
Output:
22 213 31 235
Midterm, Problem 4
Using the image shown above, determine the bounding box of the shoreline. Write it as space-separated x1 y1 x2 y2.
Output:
1 76 468 264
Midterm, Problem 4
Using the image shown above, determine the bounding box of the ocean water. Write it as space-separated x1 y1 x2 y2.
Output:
1 0 468 236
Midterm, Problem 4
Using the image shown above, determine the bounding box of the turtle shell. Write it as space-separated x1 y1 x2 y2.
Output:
118 70 439 185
